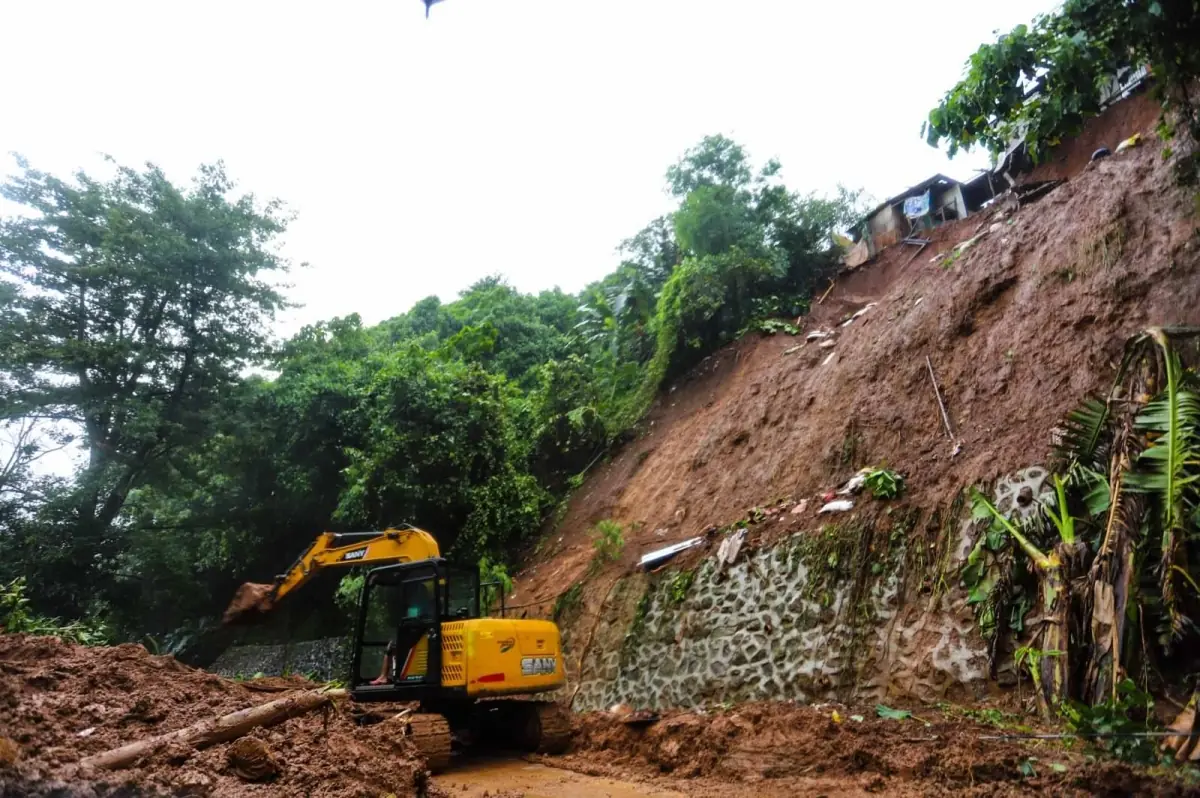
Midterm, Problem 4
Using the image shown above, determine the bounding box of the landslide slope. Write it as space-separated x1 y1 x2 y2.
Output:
514 125 1200 627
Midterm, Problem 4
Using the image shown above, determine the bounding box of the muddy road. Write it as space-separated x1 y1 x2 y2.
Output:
432 756 904 798
434 757 687 798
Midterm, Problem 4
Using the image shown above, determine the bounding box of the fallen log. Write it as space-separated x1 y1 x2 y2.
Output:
81 687 345 771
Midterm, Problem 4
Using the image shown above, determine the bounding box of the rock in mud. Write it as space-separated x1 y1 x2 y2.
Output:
227 737 281 781
0 737 18 766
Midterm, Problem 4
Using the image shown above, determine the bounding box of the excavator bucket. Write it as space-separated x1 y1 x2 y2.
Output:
222 582 277 625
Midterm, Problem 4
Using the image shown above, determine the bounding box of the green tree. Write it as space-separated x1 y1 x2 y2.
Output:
925 1 1200 161
0 158 289 618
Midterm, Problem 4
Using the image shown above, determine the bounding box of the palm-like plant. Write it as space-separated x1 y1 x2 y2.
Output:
970 327 1200 713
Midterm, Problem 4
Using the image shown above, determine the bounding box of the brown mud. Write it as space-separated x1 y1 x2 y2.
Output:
555 702 1200 797
221 582 275 624
511 105 1200 639
0 635 431 797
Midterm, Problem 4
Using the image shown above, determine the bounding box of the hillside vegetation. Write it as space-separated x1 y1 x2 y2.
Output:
0 139 860 647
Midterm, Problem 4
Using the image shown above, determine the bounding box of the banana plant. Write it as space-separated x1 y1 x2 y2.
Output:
970 488 1070 717
1124 328 1200 646
1031 327 1200 710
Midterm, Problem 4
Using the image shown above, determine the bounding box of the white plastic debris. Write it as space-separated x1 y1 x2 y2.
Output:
790 499 809 515
819 499 855 514
715 527 747 571
639 537 703 570
818 339 836 349
837 467 873 496
806 330 832 342
78 727 96 738
850 303 877 321
954 234 984 255
822 352 837 366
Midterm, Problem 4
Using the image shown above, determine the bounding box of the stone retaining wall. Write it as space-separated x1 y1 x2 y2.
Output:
209 637 348 681
572 467 1051 712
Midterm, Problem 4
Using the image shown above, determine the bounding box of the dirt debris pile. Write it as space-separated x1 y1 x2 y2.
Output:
559 702 1195 797
221 582 276 625
0 634 434 797
514 114 1200 709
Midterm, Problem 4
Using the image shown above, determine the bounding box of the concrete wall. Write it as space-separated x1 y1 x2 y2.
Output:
572 467 1052 712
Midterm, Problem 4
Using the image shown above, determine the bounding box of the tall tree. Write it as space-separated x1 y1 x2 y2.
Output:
0 158 290 616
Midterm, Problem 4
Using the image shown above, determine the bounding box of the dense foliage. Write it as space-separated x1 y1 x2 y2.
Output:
964 329 1200 734
925 0 1200 162
0 138 859 647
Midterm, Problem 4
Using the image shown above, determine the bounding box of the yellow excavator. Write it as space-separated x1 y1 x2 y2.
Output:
223 525 569 770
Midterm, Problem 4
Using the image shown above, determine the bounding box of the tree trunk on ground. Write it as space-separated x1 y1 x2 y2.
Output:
80 688 344 771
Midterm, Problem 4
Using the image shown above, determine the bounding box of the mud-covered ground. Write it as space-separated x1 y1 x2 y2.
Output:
511 104 1200 630
4 635 1200 796
553 702 1200 797
0 635 431 797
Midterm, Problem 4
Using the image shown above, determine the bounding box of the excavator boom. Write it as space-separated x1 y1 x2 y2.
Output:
222 526 440 623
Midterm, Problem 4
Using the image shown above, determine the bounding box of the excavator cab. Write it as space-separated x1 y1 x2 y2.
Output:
353 557 453 698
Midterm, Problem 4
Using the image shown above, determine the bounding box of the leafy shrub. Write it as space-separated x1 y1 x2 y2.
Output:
0 577 109 646
590 519 625 562
668 570 694 603
1061 679 1157 764
864 467 904 499
334 574 365 619
926 1 1200 159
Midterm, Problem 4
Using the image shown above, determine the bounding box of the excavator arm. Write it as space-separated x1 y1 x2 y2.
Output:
223 526 441 623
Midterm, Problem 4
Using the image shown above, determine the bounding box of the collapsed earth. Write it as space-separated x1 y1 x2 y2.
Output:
6 1 1200 795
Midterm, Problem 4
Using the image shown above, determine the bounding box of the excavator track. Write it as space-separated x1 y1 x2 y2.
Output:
519 702 572 754
406 713 452 773
466 700 572 754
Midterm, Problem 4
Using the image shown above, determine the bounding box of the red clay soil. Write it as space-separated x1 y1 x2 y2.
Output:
1023 87 1162 184
510 116 1200 627
221 582 275 625
554 702 1200 797
0 635 435 797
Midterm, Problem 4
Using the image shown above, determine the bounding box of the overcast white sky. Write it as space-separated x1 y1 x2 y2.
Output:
0 0 1056 338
